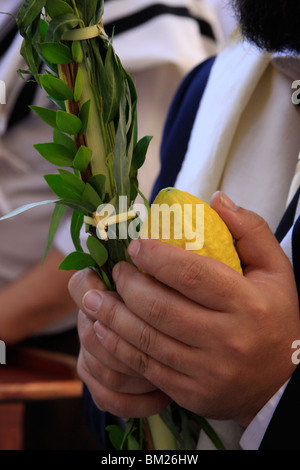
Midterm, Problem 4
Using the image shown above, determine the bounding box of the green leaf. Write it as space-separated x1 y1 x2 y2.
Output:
58 169 86 193
46 0 74 18
95 0 105 23
53 129 77 154
99 267 113 290
0 199 57 221
20 38 41 85
76 0 104 26
17 0 46 36
196 417 226 450
30 105 58 129
106 425 126 451
59 251 97 271
56 199 94 216
87 236 108 268
45 13 83 42
73 145 93 172
39 18 48 42
78 99 91 135
42 203 68 264
34 142 75 167
159 408 184 448
39 42 72 64
127 434 140 451
88 174 106 201
82 183 103 209
131 136 153 172
44 174 83 200
102 44 124 124
113 94 131 204
56 111 82 135
71 211 84 252
74 67 83 102
125 70 138 109
47 97 66 111
40 74 74 101
117 419 140 450
71 41 84 63
90 39 105 99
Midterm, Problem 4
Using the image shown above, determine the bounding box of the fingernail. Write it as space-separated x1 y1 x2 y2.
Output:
94 321 107 340
128 239 141 259
82 290 103 313
220 192 238 212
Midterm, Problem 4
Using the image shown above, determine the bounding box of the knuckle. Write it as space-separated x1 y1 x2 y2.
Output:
139 324 153 353
216 275 241 302
179 256 203 290
253 299 268 322
134 352 151 376
101 293 122 329
108 332 123 359
245 294 268 322
252 214 270 232
146 294 167 327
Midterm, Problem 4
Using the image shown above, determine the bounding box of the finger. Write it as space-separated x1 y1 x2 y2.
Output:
78 351 171 418
91 312 195 401
78 309 141 377
89 289 210 368
105 263 235 345
210 191 292 274
68 268 107 311
80 345 156 394
123 239 248 312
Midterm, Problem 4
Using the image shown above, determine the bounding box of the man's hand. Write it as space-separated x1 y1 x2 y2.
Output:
69 192 300 426
70 268 171 417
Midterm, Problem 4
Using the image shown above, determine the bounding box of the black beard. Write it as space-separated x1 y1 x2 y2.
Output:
231 0 300 54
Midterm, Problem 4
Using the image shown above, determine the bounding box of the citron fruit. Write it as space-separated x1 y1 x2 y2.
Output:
139 187 243 274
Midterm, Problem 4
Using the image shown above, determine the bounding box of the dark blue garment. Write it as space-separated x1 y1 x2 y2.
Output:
260 187 300 450
83 385 125 450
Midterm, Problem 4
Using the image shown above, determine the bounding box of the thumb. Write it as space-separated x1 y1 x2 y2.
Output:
210 191 288 274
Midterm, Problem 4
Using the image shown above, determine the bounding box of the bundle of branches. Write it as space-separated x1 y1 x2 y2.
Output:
16 0 153 287
2 0 225 451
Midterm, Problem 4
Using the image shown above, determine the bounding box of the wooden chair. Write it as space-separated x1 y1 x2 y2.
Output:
0 346 83 450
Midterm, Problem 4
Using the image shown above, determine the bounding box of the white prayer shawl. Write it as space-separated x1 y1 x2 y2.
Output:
175 31 300 233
